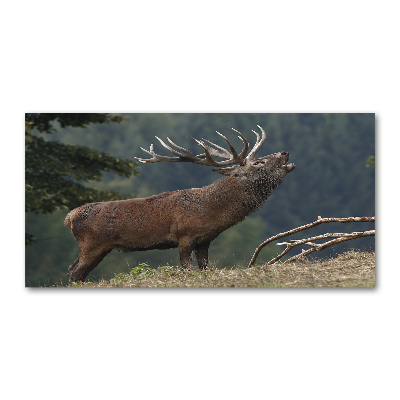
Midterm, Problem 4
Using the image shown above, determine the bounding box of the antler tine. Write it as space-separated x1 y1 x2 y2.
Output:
247 125 267 160
199 138 232 158
135 138 192 163
231 128 250 160
155 136 187 158
215 131 241 161
134 144 154 163
135 142 182 163
252 129 260 142
166 137 198 158
189 137 222 166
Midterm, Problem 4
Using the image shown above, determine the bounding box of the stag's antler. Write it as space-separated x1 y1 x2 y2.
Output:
247 125 266 160
135 125 267 167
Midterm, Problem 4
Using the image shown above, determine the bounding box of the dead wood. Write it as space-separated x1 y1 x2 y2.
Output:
248 216 375 267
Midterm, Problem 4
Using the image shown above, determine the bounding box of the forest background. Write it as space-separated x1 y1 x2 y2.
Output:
25 113 375 286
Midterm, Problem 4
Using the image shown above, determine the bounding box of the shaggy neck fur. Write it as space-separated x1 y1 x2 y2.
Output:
197 170 284 225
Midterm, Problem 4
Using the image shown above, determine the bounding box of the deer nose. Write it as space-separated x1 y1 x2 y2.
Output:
280 152 288 156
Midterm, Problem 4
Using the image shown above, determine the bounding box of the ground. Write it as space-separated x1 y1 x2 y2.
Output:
64 250 375 288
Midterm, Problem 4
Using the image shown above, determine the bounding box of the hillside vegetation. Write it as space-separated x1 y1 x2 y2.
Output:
60 250 374 288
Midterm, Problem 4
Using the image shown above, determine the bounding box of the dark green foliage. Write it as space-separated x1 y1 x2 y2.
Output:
25 114 138 244
25 113 124 133
366 156 375 168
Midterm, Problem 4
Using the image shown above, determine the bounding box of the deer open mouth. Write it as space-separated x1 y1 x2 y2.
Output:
282 162 295 172
281 153 295 173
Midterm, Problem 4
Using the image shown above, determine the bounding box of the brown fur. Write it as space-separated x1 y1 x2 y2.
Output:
65 138 295 283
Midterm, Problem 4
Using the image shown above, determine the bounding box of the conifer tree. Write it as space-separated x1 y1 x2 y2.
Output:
25 113 138 245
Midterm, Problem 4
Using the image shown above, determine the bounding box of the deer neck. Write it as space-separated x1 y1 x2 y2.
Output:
202 175 272 218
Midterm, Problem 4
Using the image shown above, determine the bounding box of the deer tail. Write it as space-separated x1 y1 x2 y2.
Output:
64 210 74 231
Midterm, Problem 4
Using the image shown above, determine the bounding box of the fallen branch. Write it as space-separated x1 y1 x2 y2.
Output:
271 230 375 264
248 216 375 267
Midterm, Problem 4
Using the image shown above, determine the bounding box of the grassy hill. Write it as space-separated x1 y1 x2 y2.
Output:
53 250 375 288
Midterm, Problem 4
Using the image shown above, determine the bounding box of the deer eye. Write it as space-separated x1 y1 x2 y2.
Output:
253 162 259 165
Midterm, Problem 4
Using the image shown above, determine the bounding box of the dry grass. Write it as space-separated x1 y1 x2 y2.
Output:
259 250 375 288
67 250 375 288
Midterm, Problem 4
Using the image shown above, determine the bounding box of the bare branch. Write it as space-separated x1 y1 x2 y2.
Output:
248 216 375 267
269 230 375 265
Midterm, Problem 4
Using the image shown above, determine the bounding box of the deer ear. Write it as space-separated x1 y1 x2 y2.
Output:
212 166 236 176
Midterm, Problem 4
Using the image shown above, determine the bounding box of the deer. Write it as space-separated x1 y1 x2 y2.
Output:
65 125 295 283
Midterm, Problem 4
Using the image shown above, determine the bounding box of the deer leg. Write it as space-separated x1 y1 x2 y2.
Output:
68 246 111 284
195 242 210 270
68 257 80 273
179 239 194 271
